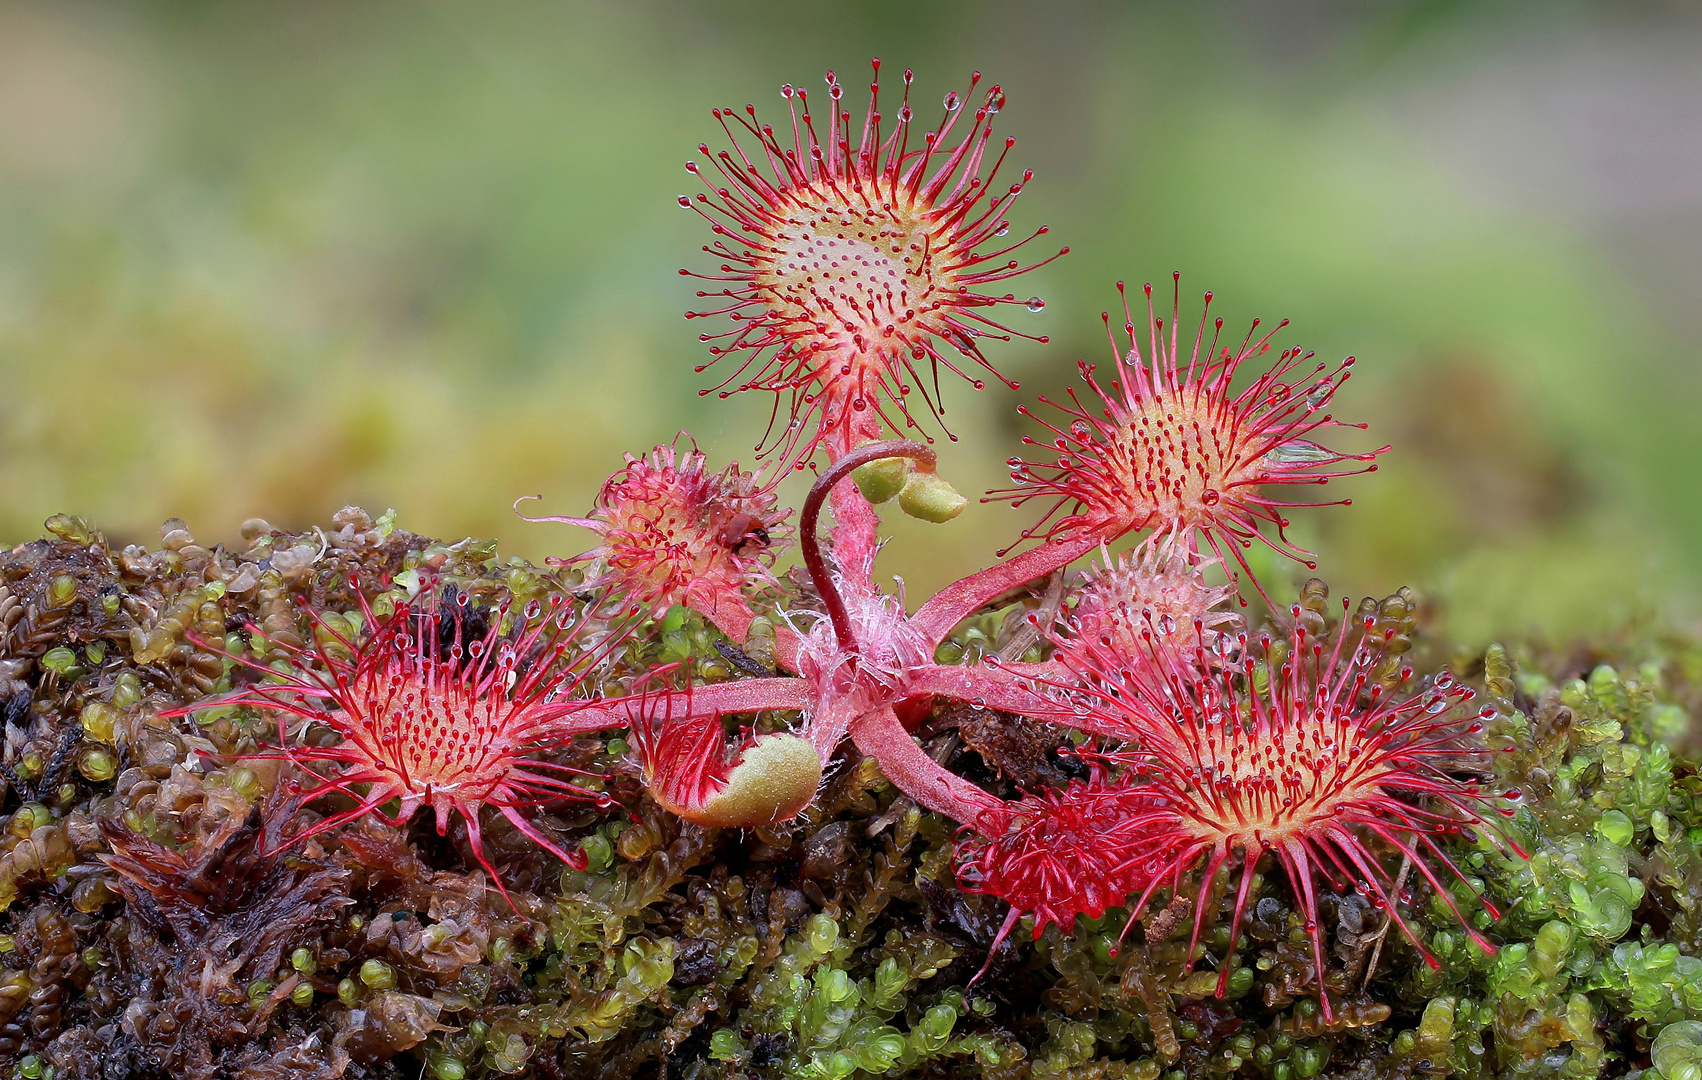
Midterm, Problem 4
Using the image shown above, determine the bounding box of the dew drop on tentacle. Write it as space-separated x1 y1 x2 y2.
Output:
1265 441 1337 465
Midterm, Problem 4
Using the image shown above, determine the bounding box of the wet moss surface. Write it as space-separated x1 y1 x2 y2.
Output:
1 511 1700 1080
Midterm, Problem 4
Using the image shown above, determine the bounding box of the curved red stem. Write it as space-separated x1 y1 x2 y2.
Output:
799 439 934 654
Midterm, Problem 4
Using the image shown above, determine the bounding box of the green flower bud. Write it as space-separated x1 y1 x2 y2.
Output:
897 472 967 523
290 981 315 1006
359 959 396 990
852 456 909 504
291 947 318 975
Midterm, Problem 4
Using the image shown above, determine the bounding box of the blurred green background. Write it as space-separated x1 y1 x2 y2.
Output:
2 0 1698 643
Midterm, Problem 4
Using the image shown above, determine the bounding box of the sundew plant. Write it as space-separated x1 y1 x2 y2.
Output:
1 58 1700 1080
